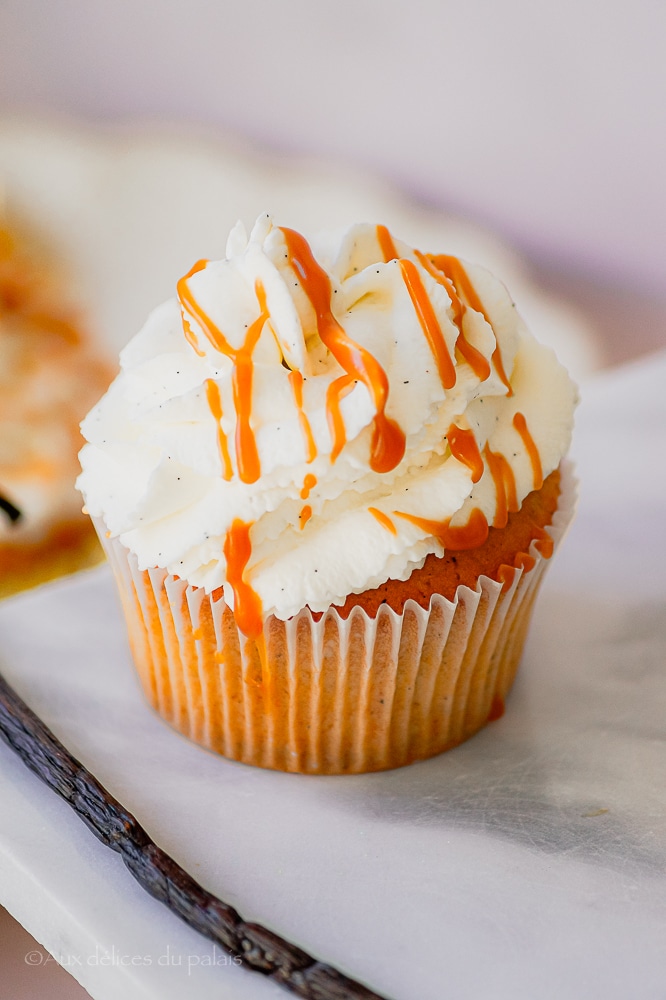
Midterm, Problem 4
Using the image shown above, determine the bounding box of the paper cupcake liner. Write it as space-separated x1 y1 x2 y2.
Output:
98 462 576 774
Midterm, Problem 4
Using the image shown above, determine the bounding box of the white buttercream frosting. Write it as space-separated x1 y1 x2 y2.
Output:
77 216 577 627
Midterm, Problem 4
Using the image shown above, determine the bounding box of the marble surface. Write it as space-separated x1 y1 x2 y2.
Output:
1 349 665 1000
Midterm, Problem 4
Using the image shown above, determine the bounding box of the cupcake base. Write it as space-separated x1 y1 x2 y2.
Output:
100 463 575 774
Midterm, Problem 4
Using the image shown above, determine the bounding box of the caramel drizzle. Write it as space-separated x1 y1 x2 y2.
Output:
515 551 536 573
300 473 317 500
230 282 269 485
326 374 357 463
368 506 397 535
415 250 491 382
393 506 489 550
496 564 517 593
483 444 519 528
374 225 492 392
487 695 505 722
512 411 543 489
288 370 317 464
447 424 484 483
429 254 513 395
280 227 405 474
177 259 209 357
178 266 269 484
398 259 456 390
376 223 399 262
375 226 458 393
205 379 233 480
223 519 263 638
532 528 554 559
299 505 312 529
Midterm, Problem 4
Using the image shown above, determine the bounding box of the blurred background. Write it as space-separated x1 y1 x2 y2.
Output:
1 0 665 363
0 2 664 997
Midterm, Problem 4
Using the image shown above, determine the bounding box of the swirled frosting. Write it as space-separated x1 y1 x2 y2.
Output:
77 216 576 634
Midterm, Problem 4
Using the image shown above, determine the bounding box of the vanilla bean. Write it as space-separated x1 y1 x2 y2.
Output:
0 673 388 1000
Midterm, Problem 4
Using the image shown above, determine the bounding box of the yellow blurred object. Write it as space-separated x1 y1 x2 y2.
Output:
0 214 113 598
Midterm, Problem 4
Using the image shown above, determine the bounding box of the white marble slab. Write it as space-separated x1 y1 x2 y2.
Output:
1 351 665 1000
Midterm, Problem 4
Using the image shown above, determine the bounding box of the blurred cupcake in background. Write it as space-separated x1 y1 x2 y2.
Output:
0 210 114 598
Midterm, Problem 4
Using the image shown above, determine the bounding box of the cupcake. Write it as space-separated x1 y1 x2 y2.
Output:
77 215 577 774
0 218 113 598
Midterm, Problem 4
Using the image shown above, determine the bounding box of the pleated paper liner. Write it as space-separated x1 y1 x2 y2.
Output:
98 463 576 774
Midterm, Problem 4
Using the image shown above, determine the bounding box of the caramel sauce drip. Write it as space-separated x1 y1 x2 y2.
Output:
376 228 458 395
487 695 505 722
299 505 312 529
223 519 263 638
513 411 543 489
326 374 357 463
205 379 233 480
368 506 397 535
231 281 268 484
300 473 317 500
515 551 536 573
375 232 492 391
496 564 517 593
483 444 519 528
415 250 491 382
429 254 513 395
178 266 269 484
280 227 405 473
398 259 457 390
177 259 209 358
447 424 484 483
532 526 554 559
375 224 399 262
288 370 317 464
393 506 489 550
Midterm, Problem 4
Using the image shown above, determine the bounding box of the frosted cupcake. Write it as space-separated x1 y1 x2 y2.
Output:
77 216 577 773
